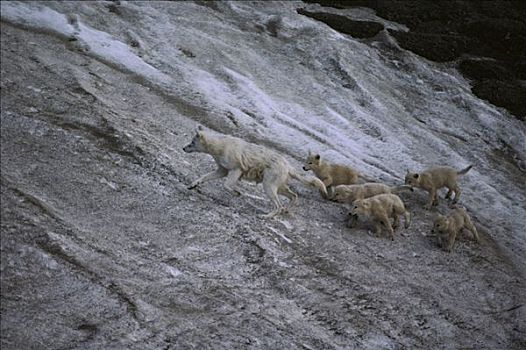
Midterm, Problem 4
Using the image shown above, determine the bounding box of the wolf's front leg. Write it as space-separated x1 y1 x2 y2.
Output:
188 167 228 189
224 168 243 196
425 189 437 210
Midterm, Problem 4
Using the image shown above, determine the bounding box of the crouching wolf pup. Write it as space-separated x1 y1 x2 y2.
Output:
405 165 472 209
183 127 327 218
350 194 411 240
331 183 413 203
432 207 479 252
302 152 375 196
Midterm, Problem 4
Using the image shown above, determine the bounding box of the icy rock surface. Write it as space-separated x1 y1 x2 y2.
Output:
1 1 525 349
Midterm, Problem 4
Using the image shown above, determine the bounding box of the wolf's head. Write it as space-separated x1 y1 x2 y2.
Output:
432 214 449 233
183 126 207 153
432 214 450 250
351 199 370 216
404 170 421 187
303 152 321 171
331 186 355 203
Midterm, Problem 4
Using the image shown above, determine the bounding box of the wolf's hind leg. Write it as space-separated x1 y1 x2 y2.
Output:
452 184 461 204
278 185 298 210
261 178 283 218
404 211 411 228
465 216 479 242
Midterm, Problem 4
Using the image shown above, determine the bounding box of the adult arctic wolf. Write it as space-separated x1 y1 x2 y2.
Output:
183 126 328 218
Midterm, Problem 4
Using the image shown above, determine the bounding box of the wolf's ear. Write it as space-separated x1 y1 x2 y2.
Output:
413 173 419 179
196 126 205 141
314 154 320 160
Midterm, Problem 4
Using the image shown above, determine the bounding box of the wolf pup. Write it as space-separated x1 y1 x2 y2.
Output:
331 183 413 203
405 165 472 209
350 193 411 240
183 126 327 218
432 207 479 252
303 152 375 196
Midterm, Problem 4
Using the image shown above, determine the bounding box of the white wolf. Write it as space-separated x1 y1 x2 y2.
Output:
183 126 328 218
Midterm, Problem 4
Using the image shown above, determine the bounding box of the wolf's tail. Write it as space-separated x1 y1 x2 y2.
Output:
290 170 328 198
457 165 473 176
389 185 414 193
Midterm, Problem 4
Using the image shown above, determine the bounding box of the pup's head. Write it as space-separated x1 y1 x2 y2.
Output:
331 189 345 202
432 214 449 234
404 170 421 187
351 199 370 216
431 214 449 248
303 152 321 171
183 126 207 153
331 186 355 203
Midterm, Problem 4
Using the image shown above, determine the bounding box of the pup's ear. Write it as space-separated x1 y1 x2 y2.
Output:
308 149 312 156
413 173 419 179
196 127 205 140
314 154 320 160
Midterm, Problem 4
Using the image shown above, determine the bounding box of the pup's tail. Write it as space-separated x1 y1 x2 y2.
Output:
390 185 414 193
289 170 328 198
457 165 473 176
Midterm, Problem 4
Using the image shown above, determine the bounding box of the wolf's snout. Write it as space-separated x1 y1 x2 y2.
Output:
302 166 308 171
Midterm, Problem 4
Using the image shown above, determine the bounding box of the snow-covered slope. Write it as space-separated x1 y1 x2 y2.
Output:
1 1 525 349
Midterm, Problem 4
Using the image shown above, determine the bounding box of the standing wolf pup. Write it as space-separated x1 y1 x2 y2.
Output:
183 126 327 218
303 152 375 197
405 165 472 209
432 207 479 252
350 193 411 240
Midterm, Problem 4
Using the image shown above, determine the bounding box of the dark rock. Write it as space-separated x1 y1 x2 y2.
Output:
472 79 526 120
458 59 514 81
297 8 384 39
302 0 526 120
389 30 470 62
